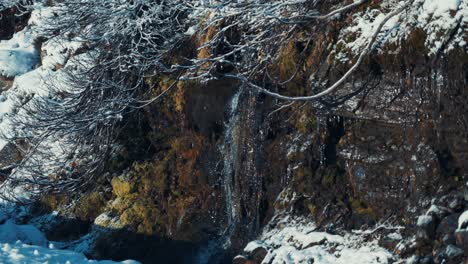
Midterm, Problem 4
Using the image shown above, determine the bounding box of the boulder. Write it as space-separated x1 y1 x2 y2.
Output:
448 196 464 213
243 240 268 263
379 233 402 251
408 256 433 264
395 239 417 257
251 246 268 263
0 142 22 169
426 204 450 222
233 255 255 264
0 76 13 90
434 245 464 264
417 215 437 240
455 229 468 255
445 245 464 260
436 213 460 245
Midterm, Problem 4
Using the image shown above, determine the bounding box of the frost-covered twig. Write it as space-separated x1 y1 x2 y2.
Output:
228 1 414 101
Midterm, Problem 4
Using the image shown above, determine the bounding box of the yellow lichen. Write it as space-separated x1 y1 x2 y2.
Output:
120 200 162 235
111 177 135 197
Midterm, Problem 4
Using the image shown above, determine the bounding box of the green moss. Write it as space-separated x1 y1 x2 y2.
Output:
351 199 376 219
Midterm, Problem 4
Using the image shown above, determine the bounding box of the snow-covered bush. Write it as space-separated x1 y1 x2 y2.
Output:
3 0 195 196
0 0 34 12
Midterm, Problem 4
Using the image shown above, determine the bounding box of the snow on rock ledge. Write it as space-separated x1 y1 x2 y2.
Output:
239 218 394 264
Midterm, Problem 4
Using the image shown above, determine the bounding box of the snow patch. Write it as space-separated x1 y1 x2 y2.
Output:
0 28 39 78
417 215 433 226
0 221 47 247
458 210 468 230
249 218 394 264
338 0 467 60
0 241 139 264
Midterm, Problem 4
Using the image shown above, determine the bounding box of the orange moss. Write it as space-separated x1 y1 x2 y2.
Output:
197 25 218 60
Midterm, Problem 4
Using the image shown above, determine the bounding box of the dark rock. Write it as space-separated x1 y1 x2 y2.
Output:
303 237 328 249
436 213 460 245
379 233 402 251
233 255 255 264
433 249 446 264
417 215 437 240
441 234 457 246
408 256 434 264
426 205 451 222
445 245 464 259
29 212 92 242
434 245 465 264
0 142 23 169
464 184 468 202
251 246 268 263
395 239 417 257
243 241 268 263
455 229 468 255
448 197 465 213
0 6 31 40
0 76 13 90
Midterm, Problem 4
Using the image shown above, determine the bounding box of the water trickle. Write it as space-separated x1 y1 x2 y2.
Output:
219 88 242 248
193 88 243 264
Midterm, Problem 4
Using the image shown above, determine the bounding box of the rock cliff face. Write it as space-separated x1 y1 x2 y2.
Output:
85 32 466 263
0 1 467 264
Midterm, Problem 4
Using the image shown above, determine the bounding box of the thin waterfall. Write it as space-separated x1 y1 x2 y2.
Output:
219 88 242 248
193 88 242 264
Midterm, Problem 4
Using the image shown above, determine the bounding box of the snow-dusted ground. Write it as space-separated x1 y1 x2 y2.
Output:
0 242 138 264
242 217 394 264
0 220 139 264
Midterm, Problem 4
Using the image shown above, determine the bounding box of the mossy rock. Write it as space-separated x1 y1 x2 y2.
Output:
73 191 107 221
111 177 135 197
38 194 69 213
120 200 163 235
